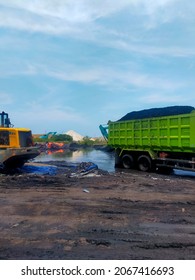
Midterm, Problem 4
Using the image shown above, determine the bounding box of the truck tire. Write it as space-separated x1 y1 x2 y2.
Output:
137 155 152 172
122 154 134 169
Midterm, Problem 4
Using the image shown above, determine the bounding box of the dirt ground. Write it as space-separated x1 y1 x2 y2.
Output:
0 162 195 260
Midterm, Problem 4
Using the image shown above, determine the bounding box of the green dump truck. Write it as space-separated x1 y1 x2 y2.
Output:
100 106 195 173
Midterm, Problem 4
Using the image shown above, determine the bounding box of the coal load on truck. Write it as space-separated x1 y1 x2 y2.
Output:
117 105 195 122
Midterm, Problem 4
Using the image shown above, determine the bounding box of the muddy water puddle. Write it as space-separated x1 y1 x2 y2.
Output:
20 148 195 178
33 148 115 172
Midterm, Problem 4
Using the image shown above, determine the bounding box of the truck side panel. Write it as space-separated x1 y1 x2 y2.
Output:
108 111 195 153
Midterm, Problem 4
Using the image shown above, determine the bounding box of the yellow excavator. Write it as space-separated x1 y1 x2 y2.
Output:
0 111 40 169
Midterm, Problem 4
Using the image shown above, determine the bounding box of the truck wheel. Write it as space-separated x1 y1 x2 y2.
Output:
137 155 152 172
122 154 134 169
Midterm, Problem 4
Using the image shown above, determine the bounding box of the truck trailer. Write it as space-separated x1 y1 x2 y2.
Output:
100 106 195 173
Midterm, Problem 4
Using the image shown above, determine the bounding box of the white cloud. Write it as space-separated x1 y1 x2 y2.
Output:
133 0 175 16
0 92 13 105
0 0 134 22
13 103 87 132
44 65 183 92
0 0 192 33
0 0 130 34
105 39 195 58
0 0 195 58
2 59 181 92
129 0 195 28
139 92 188 104
0 51 186 94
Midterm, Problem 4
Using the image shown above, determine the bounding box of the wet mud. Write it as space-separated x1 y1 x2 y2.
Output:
0 162 195 260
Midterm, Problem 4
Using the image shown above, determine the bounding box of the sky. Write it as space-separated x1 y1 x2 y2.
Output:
0 0 195 137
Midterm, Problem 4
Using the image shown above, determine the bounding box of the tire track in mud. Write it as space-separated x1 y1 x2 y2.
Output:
0 170 195 259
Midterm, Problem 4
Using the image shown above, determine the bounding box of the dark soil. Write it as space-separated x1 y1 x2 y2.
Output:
0 162 195 260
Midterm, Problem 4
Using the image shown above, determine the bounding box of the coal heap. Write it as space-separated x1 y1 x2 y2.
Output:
117 106 195 122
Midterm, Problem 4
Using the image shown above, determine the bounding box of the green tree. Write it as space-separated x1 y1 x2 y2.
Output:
51 134 73 142
80 136 94 146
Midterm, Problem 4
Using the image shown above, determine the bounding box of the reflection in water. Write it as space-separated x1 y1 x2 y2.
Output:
47 149 64 155
34 148 115 172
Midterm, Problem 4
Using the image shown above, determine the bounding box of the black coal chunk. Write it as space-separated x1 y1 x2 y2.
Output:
117 106 195 122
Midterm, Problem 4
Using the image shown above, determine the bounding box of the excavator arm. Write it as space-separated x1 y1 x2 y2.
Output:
99 124 108 141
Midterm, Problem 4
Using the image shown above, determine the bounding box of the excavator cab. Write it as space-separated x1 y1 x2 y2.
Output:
0 111 40 169
0 111 11 128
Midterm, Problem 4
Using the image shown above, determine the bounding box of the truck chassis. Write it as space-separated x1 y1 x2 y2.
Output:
115 148 195 173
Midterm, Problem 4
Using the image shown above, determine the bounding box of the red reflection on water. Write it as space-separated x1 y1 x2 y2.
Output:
47 149 64 155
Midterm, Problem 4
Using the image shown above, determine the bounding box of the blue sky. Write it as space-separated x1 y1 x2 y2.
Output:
0 0 195 136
